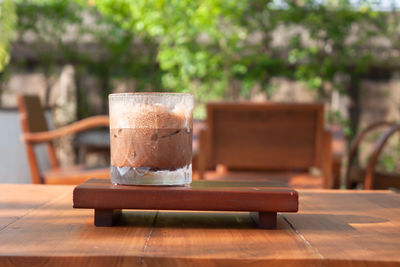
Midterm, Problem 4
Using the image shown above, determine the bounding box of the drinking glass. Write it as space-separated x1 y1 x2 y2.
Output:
109 93 193 185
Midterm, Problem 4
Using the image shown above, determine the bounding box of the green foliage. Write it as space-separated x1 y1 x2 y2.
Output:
281 0 380 93
93 0 399 118
13 0 162 116
381 155 397 173
95 0 291 117
0 0 17 72
3 0 400 120
376 139 400 174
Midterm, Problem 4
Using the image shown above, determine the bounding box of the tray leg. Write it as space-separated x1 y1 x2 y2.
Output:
250 212 277 229
94 209 121 227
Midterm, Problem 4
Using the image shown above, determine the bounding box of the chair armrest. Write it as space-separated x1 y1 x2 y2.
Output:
22 115 109 144
364 123 400 189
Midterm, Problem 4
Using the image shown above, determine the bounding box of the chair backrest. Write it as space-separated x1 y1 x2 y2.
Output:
362 123 400 189
18 94 58 184
18 95 49 133
206 102 324 171
344 121 395 189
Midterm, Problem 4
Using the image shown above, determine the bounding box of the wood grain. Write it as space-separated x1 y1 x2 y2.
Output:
141 211 318 267
44 166 109 185
73 179 298 213
0 185 156 266
282 190 400 266
204 170 324 189
199 102 334 189
0 184 70 230
205 103 324 170
1 184 399 266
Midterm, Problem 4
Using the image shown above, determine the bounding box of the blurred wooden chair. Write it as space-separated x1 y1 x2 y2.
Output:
329 124 346 189
197 102 335 189
345 121 400 190
18 94 110 184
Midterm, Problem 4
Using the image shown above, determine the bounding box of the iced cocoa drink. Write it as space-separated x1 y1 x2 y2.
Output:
109 93 193 185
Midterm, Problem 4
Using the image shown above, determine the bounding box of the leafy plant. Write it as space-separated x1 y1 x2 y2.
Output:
0 0 17 72
2 0 399 122
12 0 162 116
95 0 291 117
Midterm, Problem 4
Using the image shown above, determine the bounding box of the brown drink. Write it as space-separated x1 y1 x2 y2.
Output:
109 93 193 185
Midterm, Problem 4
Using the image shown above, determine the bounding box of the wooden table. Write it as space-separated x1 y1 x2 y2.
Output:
0 184 399 266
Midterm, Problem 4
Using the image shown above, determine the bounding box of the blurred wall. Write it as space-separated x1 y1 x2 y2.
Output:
0 109 52 183
360 78 400 127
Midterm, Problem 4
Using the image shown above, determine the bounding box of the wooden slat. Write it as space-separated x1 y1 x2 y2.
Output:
204 170 324 189
207 103 324 170
283 190 400 266
44 167 109 185
0 185 399 266
22 115 109 144
141 211 319 266
73 179 298 212
373 172 400 189
0 184 70 230
18 95 48 133
0 185 156 266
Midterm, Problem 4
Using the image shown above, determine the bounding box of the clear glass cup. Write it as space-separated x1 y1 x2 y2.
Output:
109 93 193 185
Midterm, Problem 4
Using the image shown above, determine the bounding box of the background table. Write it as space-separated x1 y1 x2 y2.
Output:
0 184 399 266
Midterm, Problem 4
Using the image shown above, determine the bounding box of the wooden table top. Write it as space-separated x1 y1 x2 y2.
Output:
0 184 399 266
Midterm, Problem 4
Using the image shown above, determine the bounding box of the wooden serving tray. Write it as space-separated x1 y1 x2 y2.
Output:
73 178 298 229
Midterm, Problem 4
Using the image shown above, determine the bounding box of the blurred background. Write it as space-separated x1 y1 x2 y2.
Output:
0 0 399 185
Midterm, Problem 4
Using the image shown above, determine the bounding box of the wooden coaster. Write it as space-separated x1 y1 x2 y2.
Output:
73 178 298 229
